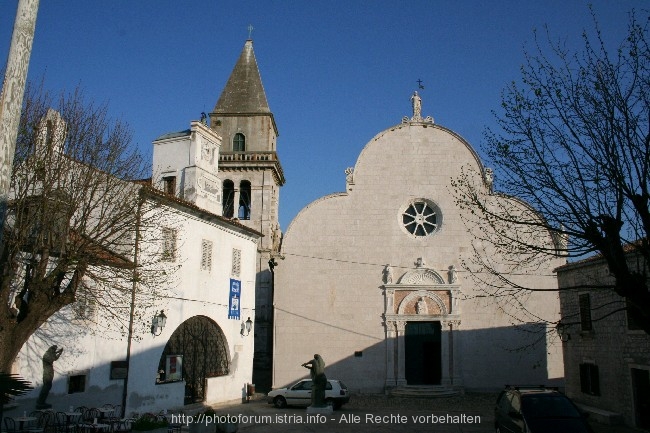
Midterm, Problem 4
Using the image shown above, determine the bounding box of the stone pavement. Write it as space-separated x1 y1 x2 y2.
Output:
197 393 645 433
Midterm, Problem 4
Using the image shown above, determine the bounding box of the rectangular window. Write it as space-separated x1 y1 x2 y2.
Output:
68 373 87 394
162 227 177 261
580 363 600 396
72 282 96 321
201 240 213 271
163 176 176 196
232 248 241 277
579 293 593 331
627 298 643 331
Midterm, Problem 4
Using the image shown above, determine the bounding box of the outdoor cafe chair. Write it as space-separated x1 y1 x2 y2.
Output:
106 406 121 422
54 412 78 433
3 417 19 433
110 418 133 433
83 409 100 423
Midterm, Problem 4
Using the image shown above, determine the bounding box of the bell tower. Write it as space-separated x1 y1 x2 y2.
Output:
209 39 284 390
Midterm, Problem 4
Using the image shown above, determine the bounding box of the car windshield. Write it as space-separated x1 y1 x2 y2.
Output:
521 395 581 419
292 381 311 390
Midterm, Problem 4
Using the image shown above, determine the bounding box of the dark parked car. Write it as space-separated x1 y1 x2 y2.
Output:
494 385 594 433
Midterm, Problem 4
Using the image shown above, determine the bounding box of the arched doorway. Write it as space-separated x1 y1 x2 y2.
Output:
157 315 230 404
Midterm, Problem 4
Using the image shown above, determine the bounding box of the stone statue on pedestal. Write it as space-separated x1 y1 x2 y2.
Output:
301 354 327 407
411 91 422 119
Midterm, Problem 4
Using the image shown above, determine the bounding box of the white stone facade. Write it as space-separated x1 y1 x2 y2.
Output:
11 120 261 414
152 121 223 216
274 114 565 393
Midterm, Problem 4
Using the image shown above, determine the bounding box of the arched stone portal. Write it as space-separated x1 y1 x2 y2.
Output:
157 315 230 404
382 264 462 392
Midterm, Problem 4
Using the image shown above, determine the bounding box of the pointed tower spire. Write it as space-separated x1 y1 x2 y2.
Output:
211 39 279 148
214 40 272 116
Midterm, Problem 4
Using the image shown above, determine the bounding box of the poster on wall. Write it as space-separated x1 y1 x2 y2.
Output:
166 355 183 381
229 279 241 320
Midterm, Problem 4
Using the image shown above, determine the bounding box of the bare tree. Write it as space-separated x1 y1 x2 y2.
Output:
0 84 175 372
452 8 650 334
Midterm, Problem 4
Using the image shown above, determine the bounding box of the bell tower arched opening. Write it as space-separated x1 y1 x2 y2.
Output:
239 180 251 220
222 180 235 218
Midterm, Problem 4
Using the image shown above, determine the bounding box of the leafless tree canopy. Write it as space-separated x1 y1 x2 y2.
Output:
453 9 650 334
0 84 174 371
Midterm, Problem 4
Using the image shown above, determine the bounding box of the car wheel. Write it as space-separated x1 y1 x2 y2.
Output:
274 396 287 409
325 399 335 410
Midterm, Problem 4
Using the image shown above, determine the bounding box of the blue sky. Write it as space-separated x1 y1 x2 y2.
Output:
1 0 644 229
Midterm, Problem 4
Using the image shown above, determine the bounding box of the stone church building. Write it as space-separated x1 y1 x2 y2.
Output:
273 95 565 394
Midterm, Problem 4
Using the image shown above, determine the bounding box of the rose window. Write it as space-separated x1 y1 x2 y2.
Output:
401 199 441 237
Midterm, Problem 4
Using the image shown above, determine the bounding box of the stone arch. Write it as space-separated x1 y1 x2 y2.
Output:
238 180 251 220
157 315 230 404
222 179 235 217
397 290 448 315
398 268 445 285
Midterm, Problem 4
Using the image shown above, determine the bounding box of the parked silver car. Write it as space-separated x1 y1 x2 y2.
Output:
267 379 350 409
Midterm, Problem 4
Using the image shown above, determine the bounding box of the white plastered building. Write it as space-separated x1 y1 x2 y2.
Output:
12 120 262 413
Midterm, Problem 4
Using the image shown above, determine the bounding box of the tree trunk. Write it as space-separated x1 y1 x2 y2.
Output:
0 285 73 373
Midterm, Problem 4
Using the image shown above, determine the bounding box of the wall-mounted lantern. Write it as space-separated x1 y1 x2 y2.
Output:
151 310 167 337
556 322 570 342
241 317 253 336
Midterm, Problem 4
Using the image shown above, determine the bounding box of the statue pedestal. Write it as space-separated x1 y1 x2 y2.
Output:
306 405 333 415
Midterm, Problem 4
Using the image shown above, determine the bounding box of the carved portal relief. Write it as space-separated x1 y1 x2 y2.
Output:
397 290 448 316
398 267 444 285
415 297 428 315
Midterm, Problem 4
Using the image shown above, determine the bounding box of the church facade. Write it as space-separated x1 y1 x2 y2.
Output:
273 97 565 393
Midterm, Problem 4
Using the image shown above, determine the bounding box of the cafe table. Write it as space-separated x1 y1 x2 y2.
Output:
96 408 114 420
13 416 37 431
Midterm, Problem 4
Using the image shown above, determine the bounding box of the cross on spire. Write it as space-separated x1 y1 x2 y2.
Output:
417 79 424 89
248 24 254 39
